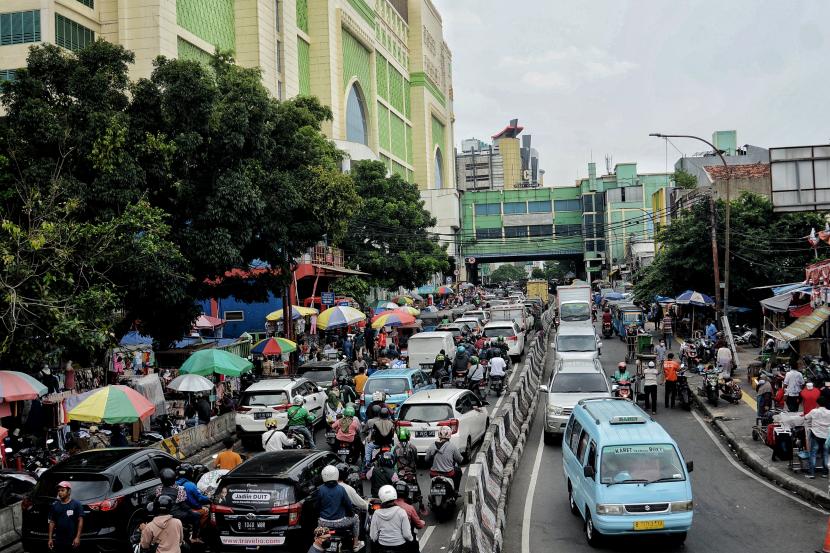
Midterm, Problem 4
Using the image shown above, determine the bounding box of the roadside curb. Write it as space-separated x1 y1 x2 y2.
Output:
693 390 830 509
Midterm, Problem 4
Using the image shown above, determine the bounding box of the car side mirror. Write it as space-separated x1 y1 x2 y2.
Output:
686 460 694 473
583 466 595 479
538 384 548 393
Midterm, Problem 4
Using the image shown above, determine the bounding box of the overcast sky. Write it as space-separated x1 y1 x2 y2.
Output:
436 0 830 186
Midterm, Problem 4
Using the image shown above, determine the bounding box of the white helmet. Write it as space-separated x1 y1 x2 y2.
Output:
292 395 305 406
378 484 397 503
438 426 453 441
372 391 384 402
647 361 655 368
322 465 339 483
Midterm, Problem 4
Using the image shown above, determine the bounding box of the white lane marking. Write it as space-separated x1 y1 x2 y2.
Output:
419 525 435 548
521 423 546 553
493 361 521 414
691 410 827 514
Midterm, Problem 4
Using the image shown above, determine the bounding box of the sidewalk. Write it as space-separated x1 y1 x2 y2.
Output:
684 347 830 509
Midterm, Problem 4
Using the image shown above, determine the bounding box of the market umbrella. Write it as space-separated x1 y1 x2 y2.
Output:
0 371 48 401
408 292 424 301
371 311 416 330
393 296 414 306
394 306 420 317
179 349 253 377
437 286 454 295
250 337 297 356
417 285 437 295
167 374 214 393
316 306 366 330
459 282 475 290
372 301 399 312
265 306 319 322
67 385 155 424
674 290 714 307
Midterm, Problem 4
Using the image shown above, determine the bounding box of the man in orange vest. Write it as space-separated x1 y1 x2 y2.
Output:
663 353 680 409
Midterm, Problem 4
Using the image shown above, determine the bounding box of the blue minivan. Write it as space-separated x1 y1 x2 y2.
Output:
562 398 694 547
359 368 435 419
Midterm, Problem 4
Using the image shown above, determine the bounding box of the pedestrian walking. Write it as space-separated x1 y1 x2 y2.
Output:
663 353 680 409
642 361 659 415
48 481 83 553
662 313 674 350
802 396 830 479
654 339 667 372
784 366 805 413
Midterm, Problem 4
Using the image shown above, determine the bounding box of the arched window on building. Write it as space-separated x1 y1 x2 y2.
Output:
346 83 368 145
434 148 444 189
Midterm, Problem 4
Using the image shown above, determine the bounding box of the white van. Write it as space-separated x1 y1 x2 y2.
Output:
407 331 456 373
489 305 527 332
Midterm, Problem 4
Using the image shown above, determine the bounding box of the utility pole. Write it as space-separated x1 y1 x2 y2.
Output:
649 134 729 323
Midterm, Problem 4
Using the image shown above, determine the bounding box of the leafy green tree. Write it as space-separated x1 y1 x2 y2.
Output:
341 160 449 290
673 169 698 189
1 41 358 356
490 264 526 283
530 267 546 279
331 276 370 307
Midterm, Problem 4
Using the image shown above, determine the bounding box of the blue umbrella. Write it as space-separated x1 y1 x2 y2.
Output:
417 285 437 295
604 292 626 301
675 290 715 307
119 331 153 347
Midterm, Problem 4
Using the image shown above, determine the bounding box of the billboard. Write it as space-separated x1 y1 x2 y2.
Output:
770 145 830 212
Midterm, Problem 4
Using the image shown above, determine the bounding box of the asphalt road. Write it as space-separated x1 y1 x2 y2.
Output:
505 324 828 552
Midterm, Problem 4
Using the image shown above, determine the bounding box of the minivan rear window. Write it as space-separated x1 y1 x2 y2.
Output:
241 391 289 407
364 378 409 396
398 403 453 423
36 474 110 502
216 481 295 508
600 444 685 484
550 373 608 393
556 335 596 352
483 327 515 338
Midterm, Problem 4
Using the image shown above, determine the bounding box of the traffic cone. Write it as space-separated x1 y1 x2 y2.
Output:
818 515 830 553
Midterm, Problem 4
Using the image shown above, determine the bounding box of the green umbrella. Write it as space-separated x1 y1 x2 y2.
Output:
180 349 253 377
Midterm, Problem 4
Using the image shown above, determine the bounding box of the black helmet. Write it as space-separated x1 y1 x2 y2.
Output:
155 494 174 515
335 462 349 477
177 463 194 482
379 407 390 419
159 467 177 487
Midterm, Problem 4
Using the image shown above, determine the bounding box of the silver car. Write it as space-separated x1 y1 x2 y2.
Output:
539 360 611 444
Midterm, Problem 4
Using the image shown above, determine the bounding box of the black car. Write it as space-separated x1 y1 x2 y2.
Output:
22 448 179 553
298 360 351 392
212 450 340 551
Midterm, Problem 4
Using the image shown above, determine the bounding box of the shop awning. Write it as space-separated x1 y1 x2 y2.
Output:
760 293 794 313
765 306 830 341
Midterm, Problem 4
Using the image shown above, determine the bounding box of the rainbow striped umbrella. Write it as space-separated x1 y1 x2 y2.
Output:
0 371 48 401
67 385 155 424
371 311 416 330
265 306 319 321
180 349 253 377
317 306 366 330
437 286 454 295
394 306 420 317
251 337 297 356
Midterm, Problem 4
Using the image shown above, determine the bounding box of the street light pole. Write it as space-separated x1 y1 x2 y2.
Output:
649 133 730 323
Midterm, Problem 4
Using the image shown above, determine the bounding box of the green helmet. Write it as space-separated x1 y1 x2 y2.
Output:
470 356 480 365
397 427 411 441
496 336 505 344
343 405 356 417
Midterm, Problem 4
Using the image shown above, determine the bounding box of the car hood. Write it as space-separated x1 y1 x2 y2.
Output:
547 392 610 408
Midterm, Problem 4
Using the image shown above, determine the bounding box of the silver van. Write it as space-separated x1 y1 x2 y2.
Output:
552 324 602 362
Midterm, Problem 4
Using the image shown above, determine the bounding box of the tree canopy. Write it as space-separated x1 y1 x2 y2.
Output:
0 41 358 368
340 160 449 290
489 264 527 284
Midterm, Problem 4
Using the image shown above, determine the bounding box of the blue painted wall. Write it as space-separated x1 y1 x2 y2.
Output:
199 294 284 338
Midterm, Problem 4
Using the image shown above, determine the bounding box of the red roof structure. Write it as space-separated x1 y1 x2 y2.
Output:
491 118 524 140
703 163 770 181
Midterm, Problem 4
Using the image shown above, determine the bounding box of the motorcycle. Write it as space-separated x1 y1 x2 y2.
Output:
325 427 338 450
601 321 613 339
324 526 355 552
284 426 312 449
680 341 698 367
698 366 720 407
452 368 468 390
733 325 760 347
613 378 633 401
677 367 692 411
489 374 506 396
336 439 356 464
428 470 458 522
719 376 743 404
395 468 423 508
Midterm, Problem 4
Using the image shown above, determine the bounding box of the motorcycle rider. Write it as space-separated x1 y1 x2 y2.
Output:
316 465 363 552
433 350 450 387
365 390 388 421
452 346 469 380
175 463 210 541
394 427 426 515
286 395 316 448
612 362 632 384
489 353 507 391
368 449 397 499
333 405 362 464
140 495 184 553
336 463 368 512
325 391 344 426
262 417 296 451
370 486 414 552
602 308 612 327
364 407 395 467
467 356 487 401
426 426 463 494
154 467 201 543
338 376 360 406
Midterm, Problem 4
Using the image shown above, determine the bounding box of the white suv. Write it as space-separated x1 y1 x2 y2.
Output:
483 320 525 360
235 378 326 446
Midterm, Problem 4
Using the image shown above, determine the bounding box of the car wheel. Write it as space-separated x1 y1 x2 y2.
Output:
670 531 687 547
462 436 473 464
584 511 603 547
567 483 579 515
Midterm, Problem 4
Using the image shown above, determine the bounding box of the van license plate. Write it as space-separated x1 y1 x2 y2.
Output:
633 520 664 531
237 521 267 530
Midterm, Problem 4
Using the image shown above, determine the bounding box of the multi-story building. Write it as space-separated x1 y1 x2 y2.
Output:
674 130 769 186
460 161 671 282
0 0 459 259
455 119 543 191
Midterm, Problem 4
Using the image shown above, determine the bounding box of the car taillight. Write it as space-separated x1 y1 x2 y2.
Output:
438 419 459 434
21 497 32 511
236 406 251 413
396 420 412 427
507 336 518 342
272 403 290 411
271 502 302 526
210 503 233 525
87 496 124 512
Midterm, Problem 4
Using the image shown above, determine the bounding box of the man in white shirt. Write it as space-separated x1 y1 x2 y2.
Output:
783 367 805 412
262 418 296 451
489 356 507 379
802 397 830 478
716 345 734 379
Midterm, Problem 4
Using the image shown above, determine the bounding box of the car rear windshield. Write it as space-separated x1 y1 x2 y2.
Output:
364 378 409 395
556 335 596 352
550 373 607 393
398 403 453 423
36 474 110 502
600 444 685 484
216 481 295 508
483 327 515 338
241 391 289 407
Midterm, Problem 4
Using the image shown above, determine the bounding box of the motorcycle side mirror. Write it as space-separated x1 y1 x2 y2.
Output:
685 460 694 473
538 384 548 393
4 448 11 453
